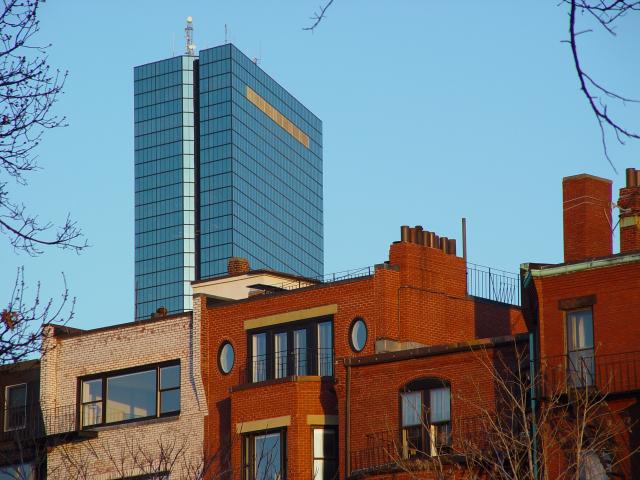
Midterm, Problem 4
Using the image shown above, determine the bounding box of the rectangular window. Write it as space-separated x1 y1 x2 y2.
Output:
80 362 180 428
401 391 423 458
248 318 333 383
242 429 286 480
294 329 307 376
274 332 288 379
401 385 451 458
318 322 333 377
4 384 27 431
252 333 267 382
313 428 338 480
566 308 595 387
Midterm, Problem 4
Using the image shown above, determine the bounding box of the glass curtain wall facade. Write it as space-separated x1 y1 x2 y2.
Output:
198 44 323 278
134 56 196 320
134 45 323 319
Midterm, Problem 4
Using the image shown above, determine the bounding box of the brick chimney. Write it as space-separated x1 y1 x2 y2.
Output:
618 167 640 253
227 257 250 274
562 174 612 262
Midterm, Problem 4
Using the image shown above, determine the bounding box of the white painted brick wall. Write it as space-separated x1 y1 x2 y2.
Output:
42 314 208 479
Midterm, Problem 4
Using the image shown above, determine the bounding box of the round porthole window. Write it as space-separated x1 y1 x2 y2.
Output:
350 318 368 352
219 341 235 374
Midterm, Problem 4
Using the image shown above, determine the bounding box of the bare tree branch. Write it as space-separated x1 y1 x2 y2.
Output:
566 0 640 173
1 267 74 365
0 0 87 254
303 0 335 31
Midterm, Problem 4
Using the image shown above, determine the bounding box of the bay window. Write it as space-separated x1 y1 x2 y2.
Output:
248 317 333 383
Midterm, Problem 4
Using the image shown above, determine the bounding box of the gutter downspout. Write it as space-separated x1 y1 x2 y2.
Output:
529 331 539 480
345 362 351 478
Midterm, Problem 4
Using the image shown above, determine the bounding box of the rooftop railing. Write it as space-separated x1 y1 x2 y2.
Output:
262 266 376 293
253 261 522 307
466 262 521 306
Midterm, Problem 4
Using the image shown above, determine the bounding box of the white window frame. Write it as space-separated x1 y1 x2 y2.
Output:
4 383 28 432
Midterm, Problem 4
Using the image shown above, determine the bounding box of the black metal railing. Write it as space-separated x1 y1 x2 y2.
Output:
0 403 76 443
240 347 334 384
350 417 498 473
466 262 521 306
542 350 640 397
260 266 376 294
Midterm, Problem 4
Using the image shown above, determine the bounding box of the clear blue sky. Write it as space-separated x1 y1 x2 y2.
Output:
2 1 639 329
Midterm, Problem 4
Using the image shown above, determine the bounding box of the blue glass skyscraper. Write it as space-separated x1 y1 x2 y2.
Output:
134 44 323 319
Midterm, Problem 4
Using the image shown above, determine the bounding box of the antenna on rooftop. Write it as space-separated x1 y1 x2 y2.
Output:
185 16 196 56
225 24 228 44
253 43 262 66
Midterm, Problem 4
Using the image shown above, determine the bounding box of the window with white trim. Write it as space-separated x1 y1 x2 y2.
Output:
400 379 451 458
4 383 27 432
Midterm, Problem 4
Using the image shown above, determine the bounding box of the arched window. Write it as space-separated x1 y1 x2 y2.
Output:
400 378 451 458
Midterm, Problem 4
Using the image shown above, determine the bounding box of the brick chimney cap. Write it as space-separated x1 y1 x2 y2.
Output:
227 256 250 274
562 173 612 184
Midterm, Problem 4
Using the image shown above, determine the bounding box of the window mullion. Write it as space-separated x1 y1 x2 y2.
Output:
156 365 160 417
102 377 107 426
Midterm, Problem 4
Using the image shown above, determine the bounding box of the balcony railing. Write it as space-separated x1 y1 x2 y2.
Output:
542 350 640 397
239 347 334 384
466 262 521 306
0 403 77 443
350 417 495 474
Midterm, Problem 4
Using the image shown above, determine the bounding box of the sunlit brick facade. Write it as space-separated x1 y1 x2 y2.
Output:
197 227 526 479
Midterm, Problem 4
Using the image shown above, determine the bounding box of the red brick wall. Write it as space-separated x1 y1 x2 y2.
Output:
339 345 521 479
200 240 525 478
533 259 640 478
562 174 612 262
534 261 640 361
618 184 640 253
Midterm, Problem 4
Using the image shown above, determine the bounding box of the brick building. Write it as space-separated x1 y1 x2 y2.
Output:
0 360 41 478
522 168 640 478
39 312 207 479
3 168 638 479
196 226 526 479
195 168 640 479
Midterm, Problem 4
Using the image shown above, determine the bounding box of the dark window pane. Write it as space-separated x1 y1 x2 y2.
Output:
160 365 180 390
5 384 27 431
160 389 180 414
6 384 27 408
